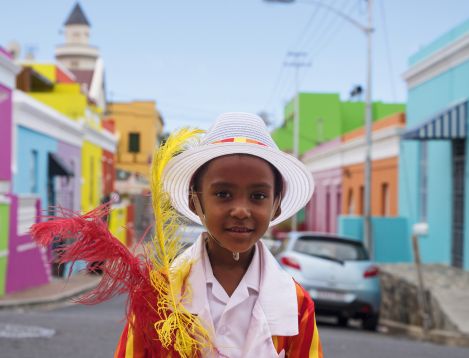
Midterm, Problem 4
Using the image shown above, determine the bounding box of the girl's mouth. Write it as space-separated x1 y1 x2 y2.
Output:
227 227 253 233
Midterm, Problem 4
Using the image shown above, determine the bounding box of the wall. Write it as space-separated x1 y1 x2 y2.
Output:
401 31 469 268
81 140 102 212
272 92 405 155
102 149 115 197
409 18 469 66
109 205 127 245
6 195 50 293
107 101 161 179
0 198 9 296
30 83 87 121
13 126 58 210
338 216 412 263
306 168 342 233
0 84 12 182
56 141 81 211
342 157 399 217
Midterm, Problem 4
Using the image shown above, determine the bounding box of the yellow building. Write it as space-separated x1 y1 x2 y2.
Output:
22 63 117 211
107 101 163 179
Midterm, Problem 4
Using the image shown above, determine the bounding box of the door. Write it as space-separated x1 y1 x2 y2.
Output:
452 139 465 268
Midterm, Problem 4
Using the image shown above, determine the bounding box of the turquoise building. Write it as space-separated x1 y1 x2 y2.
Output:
400 19 469 269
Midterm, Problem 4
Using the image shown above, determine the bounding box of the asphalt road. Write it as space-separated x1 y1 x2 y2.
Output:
1 296 469 358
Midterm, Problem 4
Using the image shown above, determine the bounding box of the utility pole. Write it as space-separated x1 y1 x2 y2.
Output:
363 0 374 257
264 0 373 249
284 51 311 232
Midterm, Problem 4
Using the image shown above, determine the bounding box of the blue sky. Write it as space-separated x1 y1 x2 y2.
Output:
2 0 469 131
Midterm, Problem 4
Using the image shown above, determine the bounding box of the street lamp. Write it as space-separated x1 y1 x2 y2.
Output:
264 0 374 256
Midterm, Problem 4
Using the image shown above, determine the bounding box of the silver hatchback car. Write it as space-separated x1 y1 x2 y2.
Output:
276 231 381 330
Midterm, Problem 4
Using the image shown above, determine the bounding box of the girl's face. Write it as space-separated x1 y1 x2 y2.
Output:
194 154 280 255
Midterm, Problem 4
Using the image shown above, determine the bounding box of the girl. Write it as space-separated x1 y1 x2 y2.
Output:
32 112 322 357
116 112 322 357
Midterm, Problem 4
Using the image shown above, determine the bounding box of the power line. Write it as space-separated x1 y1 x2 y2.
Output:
300 0 356 83
274 0 352 107
263 0 324 113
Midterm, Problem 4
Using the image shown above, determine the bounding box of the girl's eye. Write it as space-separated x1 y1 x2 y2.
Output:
252 193 267 200
215 191 231 199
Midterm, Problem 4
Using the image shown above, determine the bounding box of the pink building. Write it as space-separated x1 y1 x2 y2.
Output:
302 138 342 233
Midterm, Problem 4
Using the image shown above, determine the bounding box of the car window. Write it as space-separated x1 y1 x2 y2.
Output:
293 237 368 261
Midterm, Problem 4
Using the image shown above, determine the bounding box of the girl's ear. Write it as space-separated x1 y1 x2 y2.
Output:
271 196 282 221
189 195 196 214
272 205 282 221
188 188 197 214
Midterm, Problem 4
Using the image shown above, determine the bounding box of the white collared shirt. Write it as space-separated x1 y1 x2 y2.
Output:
177 236 299 357
202 242 261 358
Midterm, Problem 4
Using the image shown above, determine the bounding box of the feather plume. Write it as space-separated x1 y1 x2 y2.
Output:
30 204 146 305
30 205 172 355
30 128 210 357
148 128 212 357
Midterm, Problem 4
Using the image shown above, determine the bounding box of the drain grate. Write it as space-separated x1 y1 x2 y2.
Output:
0 323 56 339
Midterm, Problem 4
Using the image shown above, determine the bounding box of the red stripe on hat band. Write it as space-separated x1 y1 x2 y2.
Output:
211 137 268 146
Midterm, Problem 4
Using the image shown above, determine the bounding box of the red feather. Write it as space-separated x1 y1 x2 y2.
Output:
30 203 182 356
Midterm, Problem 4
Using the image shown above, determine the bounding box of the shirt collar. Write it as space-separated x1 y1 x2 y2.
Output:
202 239 261 294
183 236 299 336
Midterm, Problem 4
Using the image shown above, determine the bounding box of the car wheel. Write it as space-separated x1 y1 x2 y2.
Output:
337 315 348 327
362 314 379 331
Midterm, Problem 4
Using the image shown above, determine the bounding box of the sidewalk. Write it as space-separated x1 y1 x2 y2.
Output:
0 273 100 310
380 264 469 348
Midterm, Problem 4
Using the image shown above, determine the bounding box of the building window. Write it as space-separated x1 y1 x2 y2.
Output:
419 142 428 222
336 188 342 218
359 186 364 215
128 132 140 153
30 150 38 193
381 183 390 216
325 189 331 232
347 188 354 215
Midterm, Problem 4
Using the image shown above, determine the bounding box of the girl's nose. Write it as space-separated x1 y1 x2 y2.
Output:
230 205 251 219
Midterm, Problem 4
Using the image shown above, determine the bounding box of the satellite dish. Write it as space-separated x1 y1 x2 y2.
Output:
6 41 21 60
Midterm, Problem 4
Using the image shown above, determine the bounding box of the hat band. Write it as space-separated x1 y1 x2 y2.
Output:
211 137 268 146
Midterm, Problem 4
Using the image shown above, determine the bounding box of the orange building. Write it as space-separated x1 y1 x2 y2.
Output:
341 113 405 217
107 101 163 180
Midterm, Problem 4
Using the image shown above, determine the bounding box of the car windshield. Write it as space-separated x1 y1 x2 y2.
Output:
293 236 369 261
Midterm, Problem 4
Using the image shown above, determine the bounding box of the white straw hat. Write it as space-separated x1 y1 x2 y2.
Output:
163 112 314 227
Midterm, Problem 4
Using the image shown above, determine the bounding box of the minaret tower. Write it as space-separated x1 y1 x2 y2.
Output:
55 3 99 70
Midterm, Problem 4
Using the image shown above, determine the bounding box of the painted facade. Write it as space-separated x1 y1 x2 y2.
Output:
56 141 81 212
342 113 405 217
20 63 117 212
302 112 405 234
400 18 469 269
10 90 83 290
107 101 163 179
0 47 20 295
303 138 342 233
81 140 102 212
271 92 405 155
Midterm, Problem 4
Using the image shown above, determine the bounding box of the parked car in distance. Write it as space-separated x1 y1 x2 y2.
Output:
276 231 381 331
176 224 205 253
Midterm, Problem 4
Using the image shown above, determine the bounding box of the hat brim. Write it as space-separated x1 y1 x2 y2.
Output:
163 142 314 227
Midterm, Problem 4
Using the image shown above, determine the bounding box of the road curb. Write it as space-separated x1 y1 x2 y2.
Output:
381 319 469 348
0 277 100 310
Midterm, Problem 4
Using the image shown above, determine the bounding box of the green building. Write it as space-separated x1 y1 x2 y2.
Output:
271 93 405 155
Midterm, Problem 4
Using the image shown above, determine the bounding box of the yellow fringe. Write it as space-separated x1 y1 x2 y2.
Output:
148 128 212 357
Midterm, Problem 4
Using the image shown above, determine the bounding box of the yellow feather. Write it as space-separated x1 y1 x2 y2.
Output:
148 128 212 357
